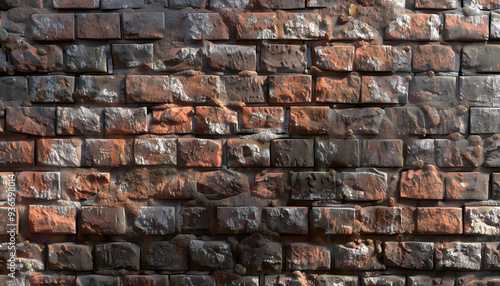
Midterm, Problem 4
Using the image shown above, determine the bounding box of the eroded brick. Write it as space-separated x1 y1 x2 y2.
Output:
286 243 330 270
263 207 308 235
269 75 312 104
311 207 355 235
385 14 440 41
48 243 93 271
236 12 278 40
436 242 482 270
470 107 500 133
112 44 153 70
194 106 238 135
104 107 147 135
198 169 249 199
81 206 126 235
335 242 384 270
361 140 403 167
465 206 500 235
186 13 229 40
6 107 56 136
271 139 314 167
32 14 75 41
29 75 75 103
190 240 234 270
65 45 106 73
241 106 285 132
444 14 489 41
354 45 411 72
0 140 34 167
134 206 175 235
315 138 360 167
57 106 103 136
445 172 489 200
227 139 270 167
359 206 402 234
316 75 361 103
289 106 329 135
62 169 110 200
409 76 456 103
37 139 82 167
208 44 256 72
95 242 140 270
85 139 133 167
74 75 125 103
336 169 387 201
384 241 434 270
216 206 260 234
361 76 408 104
18 171 61 200
149 105 193 134
76 13 121 40
313 45 354 71
177 138 222 167
435 137 483 167
417 207 462 234
400 165 444 200
134 137 176 166
290 171 335 200
142 241 189 270
123 12 164 39
260 44 307 73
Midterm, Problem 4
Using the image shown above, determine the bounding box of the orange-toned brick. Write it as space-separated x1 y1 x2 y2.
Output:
29 205 76 234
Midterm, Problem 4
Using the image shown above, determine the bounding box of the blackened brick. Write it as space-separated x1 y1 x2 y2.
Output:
95 242 140 270
123 12 164 39
290 171 336 200
435 137 483 167
75 75 125 103
336 169 387 201
271 139 314 167
361 140 403 167
331 108 385 135
134 206 175 235
81 206 126 235
101 0 143 9
208 44 256 72
238 239 282 271
315 138 360 167
470 107 500 134
65 45 107 73
435 242 482 270
198 169 249 199
335 242 384 270
310 207 355 235
180 207 210 232
123 275 168 286
359 206 402 234
142 241 189 270
112 43 153 70
384 241 434 270
48 243 93 271
170 275 215 286
260 43 307 73
462 45 500 73
286 243 330 270
76 13 121 40
216 206 260 234
409 76 456 103
263 207 308 235
29 75 75 103
32 14 75 41
190 240 234 270
53 0 99 9
0 140 35 167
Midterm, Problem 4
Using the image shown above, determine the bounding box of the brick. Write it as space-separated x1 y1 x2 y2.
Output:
124 275 168 286
81 206 126 235
194 106 238 135
53 0 100 9
63 169 110 200
29 75 75 103
236 12 278 40
212 0 250 8
57 106 103 136
0 76 29 108
0 172 14 200
271 139 314 167
313 45 354 71
198 169 249 199
408 275 455 286
425 105 466 135
337 169 387 201
493 173 500 199
315 138 360 167
0 0 42 8
216 206 260 234
436 242 482 270
400 166 444 200
260 44 307 73
316 276 358 286
361 76 408 104
48 243 93 271
208 45 256 72
462 45 500 73
0 206 17 234
149 105 193 134
186 13 229 40
101 0 143 8
263 207 308 234
85 139 133 167
363 276 405 286
0 140 34 167
95 242 140 271
286 243 330 270
170 75 221 104
290 171 335 200
385 14 440 41
435 137 483 167
241 107 285 132
29 205 76 234
417 207 462 234
227 139 270 167
485 242 500 269
134 137 176 166
152 174 196 199
260 0 304 8
37 139 82 167
32 14 75 41
465 206 500 235
485 134 500 167
359 206 402 234
491 12 500 39
126 75 171 103
142 241 189 270
6 107 56 136
289 106 329 135
444 14 489 41
76 13 121 40
282 13 330 39
177 138 222 167
64 45 107 73
104 107 147 135
331 108 384 135
75 275 120 286
335 242 384 270
414 0 457 9
238 239 282 271
190 240 234 270
112 43 153 70
75 75 125 103
269 75 311 104
384 241 434 270
227 277 259 285
180 207 210 232
354 45 411 72
170 275 215 286
471 107 500 134
464 0 500 9
331 19 375 40
413 45 456 72
361 140 403 167
445 172 489 200
18 171 61 200
409 76 456 103
123 12 164 39
384 107 426 136
456 274 500 286
310 207 355 235
134 206 175 235
251 172 286 199
28 274 75 286
11 44 63 73
221 75 267 103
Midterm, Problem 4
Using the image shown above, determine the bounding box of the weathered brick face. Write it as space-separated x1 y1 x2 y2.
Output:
1 0 499 284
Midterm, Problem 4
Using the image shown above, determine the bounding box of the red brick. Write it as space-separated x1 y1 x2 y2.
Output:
281 12 330 40
74 75 125 103
104 107 147 135
186 13 229 40
177 138 222 167
415 0 456 9
361 140 404 167
170 75 221 104
123 12 164 39
331 19 375 40
11 44 63 73
315 75 361 103
31 14 75 41
445 172 489 200
336 170 387 201
241 106 285 131
28 273 75 286
310 207 355 235
417 207 463 234
149 105 193 134
29 75 75 103
53 0 99 9
85 139 133 167
444 14 489 41
198 169 250 199
400 165 444 199
18 171 61 200
289 106 330 135
29 205 76 234
37 138 82 167
76 13 121 40
180 207 210 232
6 107 56 136
124 275 168 286
62 169 110 200
48 243 93 271
151 173 196 199
269 75 312 104
81 206 127 235
56 106 103 136
359 206 402 234
413 45 456 72
126 75 171 103
251 172 286 199
354 45 411 72
361 76 408 104
0 140 35 167
385 14 441 41
313 45 354 71
263 207 308 234
236 12 279 40
227 139 270 167
286 243 331 270
0 206 17 234
134 137 177 166
216 206 260 234
271 139 314 167
194 106 238 135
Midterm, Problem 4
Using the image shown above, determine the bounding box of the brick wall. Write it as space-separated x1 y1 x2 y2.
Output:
0 0 500 285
